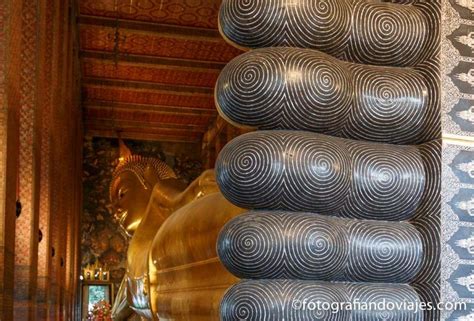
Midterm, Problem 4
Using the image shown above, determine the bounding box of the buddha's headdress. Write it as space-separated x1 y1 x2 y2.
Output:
109 142 177 202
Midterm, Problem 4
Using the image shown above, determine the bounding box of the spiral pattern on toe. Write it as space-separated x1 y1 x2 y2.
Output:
219 0 288 49
346 220 422 282
284 133 351 214
342 64 428 143
216 131 425 220
220 280 422 321
216 47 432 144
217 132 284 209
218 212 422 283
219 213 285 279
339 141 425 220
347 2 428 66
221 280 283 321
347 283 423 321
217 49 286 129
289 0 351 57
219 0 434 66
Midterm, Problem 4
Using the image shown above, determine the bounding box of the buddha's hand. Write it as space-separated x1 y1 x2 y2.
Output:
184 170 220 201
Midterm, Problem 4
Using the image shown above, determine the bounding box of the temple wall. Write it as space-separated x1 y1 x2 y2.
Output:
0 0 82 320
441 0 474 319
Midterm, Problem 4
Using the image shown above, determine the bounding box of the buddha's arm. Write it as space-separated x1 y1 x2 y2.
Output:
111 277 134 321
149 170 220 213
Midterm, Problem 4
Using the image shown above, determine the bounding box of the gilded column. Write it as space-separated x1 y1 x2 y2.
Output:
36 0 54 319
0 0 22 319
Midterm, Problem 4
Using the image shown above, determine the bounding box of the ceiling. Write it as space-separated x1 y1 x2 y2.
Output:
78 0 242 143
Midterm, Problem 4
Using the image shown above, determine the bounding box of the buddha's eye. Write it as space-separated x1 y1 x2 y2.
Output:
118 187 128 200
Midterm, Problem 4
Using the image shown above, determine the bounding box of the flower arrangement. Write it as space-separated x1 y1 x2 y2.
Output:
87 300 112 321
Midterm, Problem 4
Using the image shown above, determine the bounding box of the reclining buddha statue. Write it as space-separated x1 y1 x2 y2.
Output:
109 153 245 320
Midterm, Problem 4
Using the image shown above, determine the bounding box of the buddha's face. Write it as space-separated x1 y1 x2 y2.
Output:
112 171 153 235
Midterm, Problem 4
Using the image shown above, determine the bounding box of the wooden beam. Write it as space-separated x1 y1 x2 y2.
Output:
85 129 200 143
80 50 227 71
78 15 222 41
84 118 208 133
83 100 217 116
84 106 212 127
83 78 214 95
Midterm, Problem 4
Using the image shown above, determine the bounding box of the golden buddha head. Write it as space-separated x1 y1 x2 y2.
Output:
110 155 177 236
